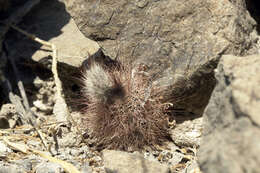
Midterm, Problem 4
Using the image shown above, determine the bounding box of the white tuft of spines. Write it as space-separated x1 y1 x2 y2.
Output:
82 63 114 102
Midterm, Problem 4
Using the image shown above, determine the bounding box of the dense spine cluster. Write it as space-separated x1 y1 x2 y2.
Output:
81 61 170 151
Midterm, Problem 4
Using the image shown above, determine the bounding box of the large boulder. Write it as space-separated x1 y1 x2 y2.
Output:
199 55 260 173
66 0 259 116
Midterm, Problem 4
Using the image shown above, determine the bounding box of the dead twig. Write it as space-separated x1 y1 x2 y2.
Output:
3 78 48 151
6 24 72 153
10 24 76 129
1 41 48 151
4 42 36 120
0 0 50 152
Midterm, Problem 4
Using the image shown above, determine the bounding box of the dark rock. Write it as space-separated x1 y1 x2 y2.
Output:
199 55 260 173
245 0 260 33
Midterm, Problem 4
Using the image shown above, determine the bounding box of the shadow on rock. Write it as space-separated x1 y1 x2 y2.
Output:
1 0 70 104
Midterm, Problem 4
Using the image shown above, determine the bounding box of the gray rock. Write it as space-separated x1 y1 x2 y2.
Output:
66 0 259 119
35 161 64 173
58 132 79 148
102 150 170 173
199 55 260 173
67 0 258 58
14 159 33 172
0 116 9 129
170 117 203 147
0 162 25 173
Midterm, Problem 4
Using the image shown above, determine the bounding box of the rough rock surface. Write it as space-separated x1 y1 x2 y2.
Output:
35 162 64 173
1 0 260 172
170 117 203 147
199 54 260 173
66 0 259 117
102 150 170 173
67 0 259 58
0 0 200 172
0 162 25 173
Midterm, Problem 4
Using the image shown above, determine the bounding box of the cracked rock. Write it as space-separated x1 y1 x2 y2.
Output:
199 54 260 173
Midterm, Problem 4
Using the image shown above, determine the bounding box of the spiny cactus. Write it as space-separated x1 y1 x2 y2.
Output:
80 60 171 151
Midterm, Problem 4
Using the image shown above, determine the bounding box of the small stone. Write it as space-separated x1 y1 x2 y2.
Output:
14 159 33 172
170 118 203 147
0 141 11 157
33 100 53 113
0 104 16 117
35 161 64 173
58 132 79 147
33 77 44 89
102 150 170 173
69 148 81 156
0 162 25 173
0 104 17 128
81 162 92 173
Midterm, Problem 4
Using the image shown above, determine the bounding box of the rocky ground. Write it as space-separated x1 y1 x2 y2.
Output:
0 0 260 173
0 74 200 173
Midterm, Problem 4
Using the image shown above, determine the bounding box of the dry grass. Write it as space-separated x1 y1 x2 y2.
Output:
80 61 170 151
